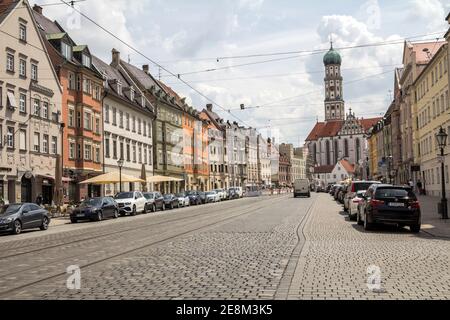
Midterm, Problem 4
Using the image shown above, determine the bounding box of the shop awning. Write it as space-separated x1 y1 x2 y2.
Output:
147 175 184 183
79 172 145 185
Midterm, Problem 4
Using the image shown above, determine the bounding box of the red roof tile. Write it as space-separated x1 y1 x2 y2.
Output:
305 122 325 141
360 117 383 131
339 159 355 174
306 120 343 141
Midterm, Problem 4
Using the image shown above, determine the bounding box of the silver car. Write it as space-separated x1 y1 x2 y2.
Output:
175 192 190 207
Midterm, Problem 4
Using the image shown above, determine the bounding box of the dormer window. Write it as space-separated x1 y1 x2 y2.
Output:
61 42 72 60
82 54 91 68
117 81 122 95
130 87 135 101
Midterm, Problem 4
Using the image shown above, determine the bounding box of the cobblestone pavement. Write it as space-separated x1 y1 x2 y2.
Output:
1 193 449 300
288 194 450 300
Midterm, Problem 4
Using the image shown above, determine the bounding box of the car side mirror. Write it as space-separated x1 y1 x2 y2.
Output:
22 209 29 214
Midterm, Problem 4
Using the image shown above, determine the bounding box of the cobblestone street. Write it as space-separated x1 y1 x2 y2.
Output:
0 193 449 300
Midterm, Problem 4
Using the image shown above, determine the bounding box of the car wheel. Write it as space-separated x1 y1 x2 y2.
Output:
12 220 22 235
363 212 372 231
113 209 119 219
131 205 137 216
144 205 149 214
410 224 421 233
170 203 173 210
40 217 49 230
97 211 103 222
70 218 78 224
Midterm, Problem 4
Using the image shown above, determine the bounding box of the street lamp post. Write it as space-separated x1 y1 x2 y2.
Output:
435 127 448 220
117 158 124 193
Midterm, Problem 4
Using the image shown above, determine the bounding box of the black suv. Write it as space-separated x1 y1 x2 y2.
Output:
358 185 421 233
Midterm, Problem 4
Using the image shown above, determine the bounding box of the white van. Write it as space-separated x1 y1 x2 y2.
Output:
294 179 311 198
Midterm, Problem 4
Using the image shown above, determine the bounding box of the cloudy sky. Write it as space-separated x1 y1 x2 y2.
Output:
31 0 450 145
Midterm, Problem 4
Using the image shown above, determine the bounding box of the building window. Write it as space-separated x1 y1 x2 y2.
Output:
33 133 40 152
68 108 75 127
105 138 110 158
112 140 117 159
84 112 91 130
95 118 100 134
126 113 130 130
104 105 110 123
42 102 48 119
95 147 100 163
84 143 92 160
77 111 81 128
130 87 135 101
19 93 26 113
68 72 76 90
120 142 124 160
19 23 27 41
119 110 123 128
138 145 142 164
33 99 40 116
61 42 72 60
6 54 14 72
6 127 14 148
126 144 130 162
19 59 26 77
143 121 147 136
43 134 49 153
133 145 136 162
77 143 82 159
31 63 38 81
51 136 57 154
82 54 91 68
132 116 136 132
69 142 75 159
19 129 26 151
83 78 91 94
112 107 117 126
138 118 141 134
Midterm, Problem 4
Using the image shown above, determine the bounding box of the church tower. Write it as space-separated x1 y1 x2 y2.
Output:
323 42 344 121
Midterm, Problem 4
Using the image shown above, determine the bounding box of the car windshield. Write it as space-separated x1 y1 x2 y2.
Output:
375 188 416 200
176 193 185 197
186 191 196 196
0 204 22 215
143 193 154 200
164 195 173 199
115 192 134 199
80 198 103 207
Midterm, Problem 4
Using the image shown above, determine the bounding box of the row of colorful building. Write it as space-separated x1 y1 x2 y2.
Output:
366 13 450 197
0 0 306 205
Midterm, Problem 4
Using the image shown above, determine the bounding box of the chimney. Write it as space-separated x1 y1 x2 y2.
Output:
112 49 120 67
142 64 149 74
33 4 43 14
206 104 213 112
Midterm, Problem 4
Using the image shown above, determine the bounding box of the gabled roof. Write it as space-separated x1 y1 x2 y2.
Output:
360 117 383 131
120 60 162 92
73 45 88 52
305 122 326 141
45 32 66 40
339 159 355 174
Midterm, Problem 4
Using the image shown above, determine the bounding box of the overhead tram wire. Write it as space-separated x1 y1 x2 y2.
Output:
57 0 252 128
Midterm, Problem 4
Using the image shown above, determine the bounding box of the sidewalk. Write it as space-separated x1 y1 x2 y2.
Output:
418 195 450 238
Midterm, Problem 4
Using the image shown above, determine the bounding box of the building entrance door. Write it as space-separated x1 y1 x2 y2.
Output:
21 176 32 203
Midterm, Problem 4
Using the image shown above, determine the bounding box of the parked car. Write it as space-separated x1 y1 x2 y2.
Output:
143 192 165 212
187 191 202 205
294 179 311 198
357 185 421 233
338 185 348 204
205 191 221 203
198 191 207 204
214 189 226 201
333 184 343 200
114 191 147 216
228 187 243 198
163 194 180 209
348 190 367 221
343 181 381 214
228 188 240 200
70 197 119 223
175 192 190 207
0 203 51 235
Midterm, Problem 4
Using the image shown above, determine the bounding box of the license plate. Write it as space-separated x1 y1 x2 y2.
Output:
389 203 404 207
77 214 85 217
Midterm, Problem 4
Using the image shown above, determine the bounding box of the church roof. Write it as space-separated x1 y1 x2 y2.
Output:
323 45 342 65
306 117 383 141
313 165 335 174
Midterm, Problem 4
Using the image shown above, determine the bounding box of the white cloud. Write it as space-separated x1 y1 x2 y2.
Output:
407 0 447 31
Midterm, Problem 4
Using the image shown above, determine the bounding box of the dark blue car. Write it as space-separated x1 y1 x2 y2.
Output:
70 197 119 223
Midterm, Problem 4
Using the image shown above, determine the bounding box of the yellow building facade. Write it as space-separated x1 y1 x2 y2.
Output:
415 42 449 196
